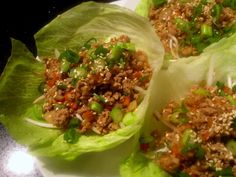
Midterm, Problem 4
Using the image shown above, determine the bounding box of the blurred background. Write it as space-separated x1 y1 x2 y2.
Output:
0 0 116 73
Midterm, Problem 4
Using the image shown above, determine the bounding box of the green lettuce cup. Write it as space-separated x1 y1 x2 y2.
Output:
0 2 164 160
120 28 236 177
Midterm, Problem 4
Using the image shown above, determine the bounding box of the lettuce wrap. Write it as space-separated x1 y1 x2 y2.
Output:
120 29 236 177
135 0 236 58
0 2 164 160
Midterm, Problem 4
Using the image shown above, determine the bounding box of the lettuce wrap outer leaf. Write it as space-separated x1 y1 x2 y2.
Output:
120 32 236 177
0 2 164 160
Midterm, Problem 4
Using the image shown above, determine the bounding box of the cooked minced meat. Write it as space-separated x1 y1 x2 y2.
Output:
42 35 152 135
140 82 236 176
149 0 236 58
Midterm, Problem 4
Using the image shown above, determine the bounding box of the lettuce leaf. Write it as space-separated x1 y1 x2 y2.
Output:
120 152 170 177
120 31 236 176
0 2 164 160
135 0 153 18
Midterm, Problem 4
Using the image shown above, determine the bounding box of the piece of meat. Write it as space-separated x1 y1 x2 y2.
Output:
44 108 70 127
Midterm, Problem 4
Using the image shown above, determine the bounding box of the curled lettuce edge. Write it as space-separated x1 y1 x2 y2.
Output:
120 32 236 177
135 0 153 18
0 2 164 160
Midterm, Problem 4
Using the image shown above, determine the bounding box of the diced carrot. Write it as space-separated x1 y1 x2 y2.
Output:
224 86 231 94
69 102 78 110
200 131 210 141
64 91 75 102
47 72 60 87
171 143 181 157
82 111 94 122
133 71 142 79
47 79 56 88
55 96 65 102
122 96 131 107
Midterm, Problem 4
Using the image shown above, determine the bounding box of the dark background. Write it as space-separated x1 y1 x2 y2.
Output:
0 0 116 74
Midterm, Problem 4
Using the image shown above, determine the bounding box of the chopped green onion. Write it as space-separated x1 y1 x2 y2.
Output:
170 112 188 124
193 3 203 19
181 142 205 159
227 95 236 105
60 59 70 73
193 88 210 96
218 89 226 96
216 81 225 89
118 42 136 52
215 167 233 177
226 140 236 156
89 102 103 113
212 4 222 22
63 128 80 143
38 81 45 94
216 81 226 96
174 171 190 177
107 45 125 67
232 85 236 93
181 129 205 159
181 101 188 113
53 104 66 109
190 34 202 45
94 45 109 56
59 49 80 63
83 37 97 49
69 65 88 79
201 24 213 37
93 93 107 103
175 18 191 33
181 129 196 145
57 83 67 90
195 145 205 159
170 112 180 124
111 46 124 60
71 78 79 86
223 0 236 10
110 107 124 123
152 0 167 7
68 118 80 128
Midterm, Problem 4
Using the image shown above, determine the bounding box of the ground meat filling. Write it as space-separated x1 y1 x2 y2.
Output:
43 35 152 135
149 0 236 58
145 83 236 176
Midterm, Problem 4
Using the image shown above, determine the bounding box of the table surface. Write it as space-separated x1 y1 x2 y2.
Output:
0 1 140 177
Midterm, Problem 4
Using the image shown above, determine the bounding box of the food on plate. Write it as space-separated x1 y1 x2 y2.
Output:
148 83 236 176
41 35 152 137
120 32 236 177
0 2 164 160
136 0 236 58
